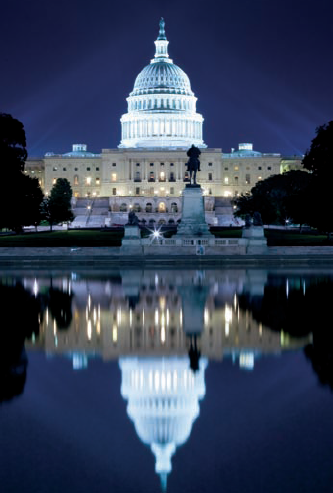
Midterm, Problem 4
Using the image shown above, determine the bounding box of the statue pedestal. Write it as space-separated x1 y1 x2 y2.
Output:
120 225 143 255
176 185 213 238
242 226 267 253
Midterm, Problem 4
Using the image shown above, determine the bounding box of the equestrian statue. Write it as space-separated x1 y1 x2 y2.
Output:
186 144 201 185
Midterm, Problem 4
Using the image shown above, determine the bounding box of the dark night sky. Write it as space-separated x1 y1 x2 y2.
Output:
1 0 332 157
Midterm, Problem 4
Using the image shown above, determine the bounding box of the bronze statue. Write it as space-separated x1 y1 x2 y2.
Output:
253 211 263 226
186 144 201 185
127 210 139 226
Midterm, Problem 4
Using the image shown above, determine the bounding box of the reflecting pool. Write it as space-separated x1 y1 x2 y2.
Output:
1 267 333 493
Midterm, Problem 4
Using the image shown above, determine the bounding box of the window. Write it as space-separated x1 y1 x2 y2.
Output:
87 167 91 171
209 188 212 195
135 187 140 195
86 177 92 185
96 167 99 171
53 167 57 171
209 173 213 181
268 166 271 170
224 176 228 184
169 172 175 181
150 163 154 167
234 166 239 171
208 162 213 167
96 178 100 185
111 173 117 181
136 163 140 167
112 163 116 167
112 188 117 196
170 187 174 194
245 174 251 184
63 167 67 171
171 202 178 213
224 167 229 171
120 203 127 211
160 171 165 181
134 171 141 182
170 163 174 167
145 202 152 213
149 172 155 181
160 162 164 166
52 178 57 184
258 166 262 170
74 175 79 185
246 166 250 170
234 176 239 183
258 176 262 180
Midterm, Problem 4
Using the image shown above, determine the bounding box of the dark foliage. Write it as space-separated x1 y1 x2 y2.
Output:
0 114 44 231
47 178 74 227
234 170 311 225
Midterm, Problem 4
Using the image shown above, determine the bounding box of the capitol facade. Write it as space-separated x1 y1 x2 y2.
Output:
26 19 302 227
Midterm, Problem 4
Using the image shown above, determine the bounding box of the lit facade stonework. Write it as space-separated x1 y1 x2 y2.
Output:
25 21 302 226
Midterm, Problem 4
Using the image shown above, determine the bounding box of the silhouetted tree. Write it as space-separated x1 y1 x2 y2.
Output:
234 170 311 226
302 122 333 239
0 114 44 232
46 178 74 230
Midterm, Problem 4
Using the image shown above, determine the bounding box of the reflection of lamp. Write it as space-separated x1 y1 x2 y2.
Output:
119 357 208 491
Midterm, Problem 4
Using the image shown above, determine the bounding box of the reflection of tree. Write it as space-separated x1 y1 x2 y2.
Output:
47 288 73 330
0 282 41 403
238 277 333 337
238 276 333 391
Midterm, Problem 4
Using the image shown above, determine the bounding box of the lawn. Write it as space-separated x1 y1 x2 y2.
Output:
0 230 123 247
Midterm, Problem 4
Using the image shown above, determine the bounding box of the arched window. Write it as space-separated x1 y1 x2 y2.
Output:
120 203 127 212
133 203 141 212
145 202 152 213
158 202 166 213
171 202 178 213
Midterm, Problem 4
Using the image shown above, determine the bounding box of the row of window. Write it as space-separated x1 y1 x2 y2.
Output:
116 202 179 213
53 166 100 172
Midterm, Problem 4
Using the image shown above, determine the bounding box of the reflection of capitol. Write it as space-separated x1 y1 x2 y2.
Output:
120 357 207 490
24 269 311 369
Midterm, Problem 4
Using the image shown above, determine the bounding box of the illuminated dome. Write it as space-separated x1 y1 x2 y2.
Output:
119 19 206 149
119 357 208 491
132 62 193 97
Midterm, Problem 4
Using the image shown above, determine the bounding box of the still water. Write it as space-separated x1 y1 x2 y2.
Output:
1 267 333 493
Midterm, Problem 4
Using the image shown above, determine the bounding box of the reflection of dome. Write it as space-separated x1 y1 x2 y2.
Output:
119 18 206 149
119 357 207 490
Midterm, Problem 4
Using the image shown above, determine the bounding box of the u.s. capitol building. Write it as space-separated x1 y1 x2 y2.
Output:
26 19 301 227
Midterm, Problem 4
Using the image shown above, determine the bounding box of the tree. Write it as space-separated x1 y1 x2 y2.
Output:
302 122 333 239
0 114 44 232
302 121 333 178
234 170 311 226
0 113 27 176
47 178 74 229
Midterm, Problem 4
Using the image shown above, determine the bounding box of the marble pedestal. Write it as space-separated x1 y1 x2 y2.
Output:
176 185 213 237
242 226 267 253
120 225 143 255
